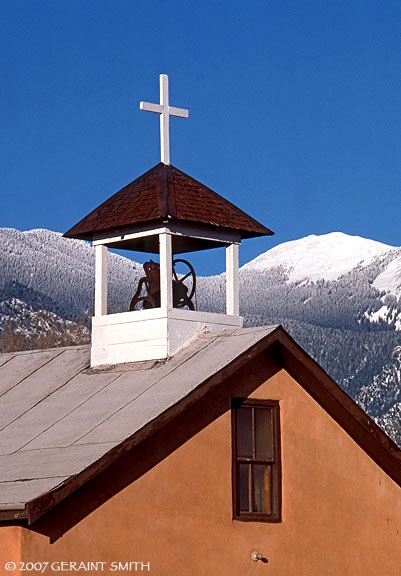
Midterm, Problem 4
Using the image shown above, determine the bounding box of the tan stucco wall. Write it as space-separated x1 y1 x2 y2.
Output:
0 526 22 575
4 356 401 575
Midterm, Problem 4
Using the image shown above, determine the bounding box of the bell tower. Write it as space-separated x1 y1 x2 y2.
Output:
64 74 273 367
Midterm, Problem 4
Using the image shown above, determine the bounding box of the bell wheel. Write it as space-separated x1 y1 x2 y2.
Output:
172 259 196 307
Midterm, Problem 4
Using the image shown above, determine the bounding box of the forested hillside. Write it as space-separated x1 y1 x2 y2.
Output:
1 228 401 446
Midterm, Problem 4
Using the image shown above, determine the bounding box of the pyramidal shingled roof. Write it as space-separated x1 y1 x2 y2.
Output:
64 163 274 240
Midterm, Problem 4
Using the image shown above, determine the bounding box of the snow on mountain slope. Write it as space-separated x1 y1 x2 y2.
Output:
243 232 395 283
357 346 401 416
373 255 401 298
377 402 401 445
363 305 401 331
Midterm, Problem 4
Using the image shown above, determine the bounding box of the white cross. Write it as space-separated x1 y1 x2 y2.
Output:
140 74 189 165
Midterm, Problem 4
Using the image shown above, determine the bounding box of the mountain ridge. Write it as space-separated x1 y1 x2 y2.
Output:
1 227 401 446
244 231 398 283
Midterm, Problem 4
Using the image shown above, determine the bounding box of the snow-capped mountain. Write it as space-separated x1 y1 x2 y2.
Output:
1 227 401 446
244 231 396 283
240 232 401 331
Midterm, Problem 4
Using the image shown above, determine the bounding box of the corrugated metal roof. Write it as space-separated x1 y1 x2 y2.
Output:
0 326 278 510
64 163 274 241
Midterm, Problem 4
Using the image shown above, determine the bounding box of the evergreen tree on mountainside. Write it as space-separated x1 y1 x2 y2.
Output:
1 228 401 447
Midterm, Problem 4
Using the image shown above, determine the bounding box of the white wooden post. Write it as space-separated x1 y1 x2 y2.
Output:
95 244 108 316
159 233 173 310
226 243 239 316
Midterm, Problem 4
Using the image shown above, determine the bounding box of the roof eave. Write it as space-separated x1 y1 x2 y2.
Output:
63 219 274 243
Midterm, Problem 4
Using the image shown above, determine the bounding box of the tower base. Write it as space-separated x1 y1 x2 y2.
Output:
91 308 243 367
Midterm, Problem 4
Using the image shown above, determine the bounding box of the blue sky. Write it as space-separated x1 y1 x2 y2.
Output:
1 0 401 274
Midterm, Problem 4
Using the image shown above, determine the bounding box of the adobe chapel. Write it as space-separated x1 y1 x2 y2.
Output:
0 75 400 575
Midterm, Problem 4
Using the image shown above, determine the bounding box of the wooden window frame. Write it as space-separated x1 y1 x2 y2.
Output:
232 398 282 522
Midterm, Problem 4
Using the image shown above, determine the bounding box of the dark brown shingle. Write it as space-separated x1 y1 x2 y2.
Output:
64 163 273 240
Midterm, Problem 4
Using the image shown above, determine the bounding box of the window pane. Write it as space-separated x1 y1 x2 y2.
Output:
239 463 250 512
236 407 253 457
255 407 273 459
252 464 271 514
